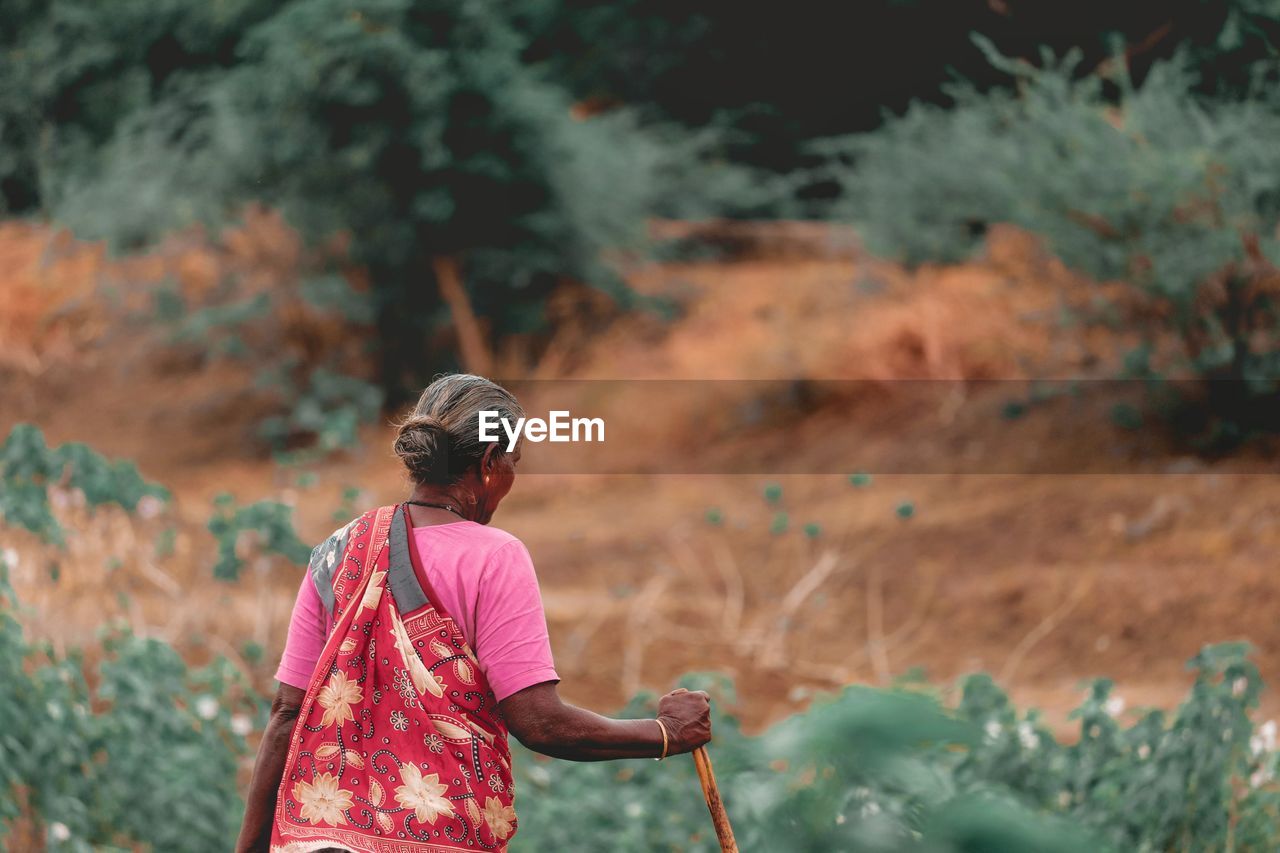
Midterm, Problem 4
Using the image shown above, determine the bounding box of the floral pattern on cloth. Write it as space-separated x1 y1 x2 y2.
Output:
271 506 516 853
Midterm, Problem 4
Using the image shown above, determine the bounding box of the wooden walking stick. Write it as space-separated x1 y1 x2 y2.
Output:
692 746 738 852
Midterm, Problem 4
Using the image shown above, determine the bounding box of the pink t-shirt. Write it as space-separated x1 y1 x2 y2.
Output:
275 520 559 702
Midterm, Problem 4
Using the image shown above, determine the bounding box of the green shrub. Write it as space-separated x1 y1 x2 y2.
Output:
514 645 1279 852
953 644 1280 851
816 41 1280 439
511 674 1089 852
517 2 1280 184
257 367 384 458
2 523 1275 853
207 494 311 581
0 557 261 851
0 424 168 545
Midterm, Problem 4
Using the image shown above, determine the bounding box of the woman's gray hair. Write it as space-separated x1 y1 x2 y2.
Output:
393 374 524 485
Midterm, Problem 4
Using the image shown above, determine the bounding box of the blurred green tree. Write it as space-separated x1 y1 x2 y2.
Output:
1 0 742 400
516 0 1280 185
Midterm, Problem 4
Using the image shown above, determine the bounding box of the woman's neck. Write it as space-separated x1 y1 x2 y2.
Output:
408 484 477 522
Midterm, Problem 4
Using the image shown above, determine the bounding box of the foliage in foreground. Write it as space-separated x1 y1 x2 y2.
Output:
0 558 263 852
512 646 1280 852
6 587 1275 853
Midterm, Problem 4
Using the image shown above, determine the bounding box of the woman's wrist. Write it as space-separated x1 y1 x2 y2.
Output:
654 717 670 760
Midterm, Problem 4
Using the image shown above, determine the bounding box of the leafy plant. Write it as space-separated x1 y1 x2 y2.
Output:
258 367 384 458
0 556 261 851
515 645 1279 852
207 494 310 581
952 643 1280 852
512 675 1090 852
0 424 168 544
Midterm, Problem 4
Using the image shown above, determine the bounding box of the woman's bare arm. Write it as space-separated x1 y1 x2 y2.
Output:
499 682 711 761
236 684 306 853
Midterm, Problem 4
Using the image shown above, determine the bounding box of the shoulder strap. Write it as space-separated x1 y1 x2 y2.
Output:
386 504 431 614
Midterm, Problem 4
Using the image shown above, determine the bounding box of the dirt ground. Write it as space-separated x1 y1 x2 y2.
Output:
4 220 1279 734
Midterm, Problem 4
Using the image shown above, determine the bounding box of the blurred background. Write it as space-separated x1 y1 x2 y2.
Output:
5 1 1280 850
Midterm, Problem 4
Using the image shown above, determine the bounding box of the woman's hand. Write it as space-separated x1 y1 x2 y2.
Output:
657 687 712 756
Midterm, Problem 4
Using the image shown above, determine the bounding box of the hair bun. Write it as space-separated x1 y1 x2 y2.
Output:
393 415 449 483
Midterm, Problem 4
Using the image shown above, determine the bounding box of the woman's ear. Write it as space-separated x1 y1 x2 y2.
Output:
480 443 500 477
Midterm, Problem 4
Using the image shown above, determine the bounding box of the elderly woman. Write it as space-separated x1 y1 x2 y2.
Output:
236 374 711 852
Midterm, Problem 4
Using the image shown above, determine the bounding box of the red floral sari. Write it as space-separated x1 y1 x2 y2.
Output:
271 505 517 852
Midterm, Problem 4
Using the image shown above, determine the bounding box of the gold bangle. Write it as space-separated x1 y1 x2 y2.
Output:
654 718 669 761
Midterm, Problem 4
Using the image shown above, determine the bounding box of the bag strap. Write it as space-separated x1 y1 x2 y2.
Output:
385 504 430 614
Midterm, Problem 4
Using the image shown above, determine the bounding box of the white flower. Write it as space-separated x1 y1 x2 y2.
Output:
1104 696 1126 718
1251 721 1277 757
195 695 219 720
390 710 409 732
1137 744 1151 760
231 714 253 737
1017 721 1040 750
984 720 1002 741
624 801 644 818
1 548 18 570
50 822 71 842
1233 677 1249 697
1259 721 1277 754
1251 767 1274 789
860 802 881 818
137 495 163 519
